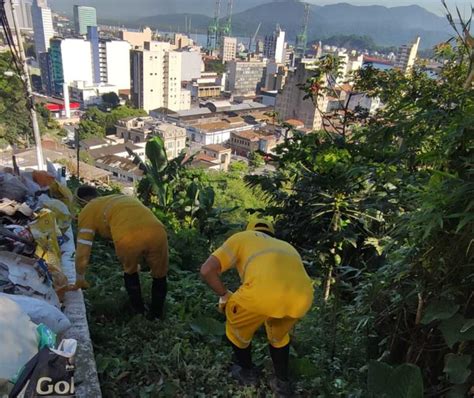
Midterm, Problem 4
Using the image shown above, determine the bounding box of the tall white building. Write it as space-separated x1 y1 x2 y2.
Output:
31 0 54 55
333 50 364 84
395 37 421 74
3 0 32 33
220 36 237 63
73 5 97 36
50 38 93 93
264 25 286 64
102 40 131 90
178 47 203 82
131 41 190 113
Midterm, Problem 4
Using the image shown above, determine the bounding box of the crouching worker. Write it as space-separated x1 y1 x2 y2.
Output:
200 220 314 397
75 186 168 319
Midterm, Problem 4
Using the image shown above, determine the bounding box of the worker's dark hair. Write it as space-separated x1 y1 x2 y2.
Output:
76 185 99 203
254 223 275 237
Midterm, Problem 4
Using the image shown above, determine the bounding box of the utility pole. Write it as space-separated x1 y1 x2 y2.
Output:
9 0 45 170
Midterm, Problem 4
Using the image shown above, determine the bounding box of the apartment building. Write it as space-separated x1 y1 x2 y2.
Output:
220 36 237 63
131 41 190 113
395 37 421 74
275 61 329 130
226 60 266 96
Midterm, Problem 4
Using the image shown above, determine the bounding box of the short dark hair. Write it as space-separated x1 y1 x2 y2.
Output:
76 185 99 202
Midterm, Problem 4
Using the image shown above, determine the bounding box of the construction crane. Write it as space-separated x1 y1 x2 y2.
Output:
295 2 310 58
219 0 234 38
207 0 221 50
248 22 262 54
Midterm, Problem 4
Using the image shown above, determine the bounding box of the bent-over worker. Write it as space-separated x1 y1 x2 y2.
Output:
75 186 168 319
200 220 314 397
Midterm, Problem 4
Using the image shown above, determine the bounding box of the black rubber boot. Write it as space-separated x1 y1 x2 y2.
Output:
123 273 145 314
269 344 291 397
229 340 258 386
149 276 167 319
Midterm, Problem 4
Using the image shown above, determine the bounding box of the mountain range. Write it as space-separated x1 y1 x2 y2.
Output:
136 1 451 48
49 0 452 49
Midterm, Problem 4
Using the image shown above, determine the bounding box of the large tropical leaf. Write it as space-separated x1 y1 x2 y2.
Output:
444 354 472 384
146 136 168 173
189 317 225 336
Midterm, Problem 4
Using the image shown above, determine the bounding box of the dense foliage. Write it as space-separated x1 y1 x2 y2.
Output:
0 52 65 148
76 13 473 397
77 106 147 140
246 32 474 396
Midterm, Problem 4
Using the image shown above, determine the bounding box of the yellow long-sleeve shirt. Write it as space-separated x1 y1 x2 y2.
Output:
76 195 164 274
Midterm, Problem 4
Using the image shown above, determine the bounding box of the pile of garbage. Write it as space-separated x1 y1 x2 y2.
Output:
0 169 78 397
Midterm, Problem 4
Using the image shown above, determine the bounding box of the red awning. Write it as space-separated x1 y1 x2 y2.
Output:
44 102 80 112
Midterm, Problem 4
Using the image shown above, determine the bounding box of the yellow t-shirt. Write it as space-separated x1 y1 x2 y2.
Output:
76 195 164 274
212 230 314 318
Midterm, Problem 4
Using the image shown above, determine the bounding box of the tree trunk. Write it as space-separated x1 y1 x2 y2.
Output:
323 264 333 302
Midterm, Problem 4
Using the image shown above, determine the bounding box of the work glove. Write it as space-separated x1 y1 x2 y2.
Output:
74 274 91 290
218 290 233 314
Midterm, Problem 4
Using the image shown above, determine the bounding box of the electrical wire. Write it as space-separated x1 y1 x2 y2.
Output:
0 0 31 93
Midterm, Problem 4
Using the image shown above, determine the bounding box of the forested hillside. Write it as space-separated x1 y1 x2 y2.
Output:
78 24 474 397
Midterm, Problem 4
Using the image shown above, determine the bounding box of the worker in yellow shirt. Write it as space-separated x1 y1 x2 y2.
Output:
200 220 314 396
75 186 168 319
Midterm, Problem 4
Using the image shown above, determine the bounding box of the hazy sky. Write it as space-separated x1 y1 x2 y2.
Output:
49 0 472 18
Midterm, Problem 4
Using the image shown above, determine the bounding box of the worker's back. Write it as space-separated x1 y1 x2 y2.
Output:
79 195 164 243
214 230 314 318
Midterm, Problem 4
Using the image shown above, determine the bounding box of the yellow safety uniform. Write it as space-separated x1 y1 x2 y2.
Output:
76 195 168 279
212 230 314 349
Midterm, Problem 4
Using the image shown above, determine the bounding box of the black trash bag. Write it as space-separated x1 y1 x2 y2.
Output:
9 339 77 398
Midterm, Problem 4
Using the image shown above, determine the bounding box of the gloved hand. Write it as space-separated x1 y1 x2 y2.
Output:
218 290 233 314
74 274 91 290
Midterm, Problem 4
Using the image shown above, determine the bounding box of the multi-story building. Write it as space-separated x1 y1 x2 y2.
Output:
6 0 33 30
226 60 266 96
119 27 152 49
220 36 237 63
115 117 187 159
230 130 261 157
395 37 420 74
49 37 93 94
87 26 131 91
73 5 97 36
275 61 329 131
178 47 202 82
264 25 286 63
264 61 287 91
131 41 190 113
200 144 231 171
31 0 54 56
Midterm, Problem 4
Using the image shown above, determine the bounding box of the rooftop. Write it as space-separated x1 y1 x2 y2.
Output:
89 143 141 159
232 130 261 141
80 137 109 147
203 144 230 153
96 155 144 176
284 119 305 128
193 120 248 133
194 153 219 163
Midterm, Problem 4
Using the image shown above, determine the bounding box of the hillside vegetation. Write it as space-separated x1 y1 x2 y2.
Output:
78 25 474 397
